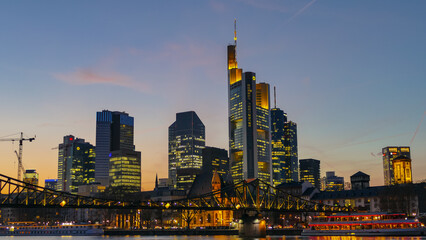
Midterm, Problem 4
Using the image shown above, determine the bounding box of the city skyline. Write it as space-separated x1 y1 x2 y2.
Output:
0 1 425 190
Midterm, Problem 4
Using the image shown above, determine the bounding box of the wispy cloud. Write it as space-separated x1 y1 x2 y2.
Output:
287 0 317 23
236 0 289 13
52 68 150 92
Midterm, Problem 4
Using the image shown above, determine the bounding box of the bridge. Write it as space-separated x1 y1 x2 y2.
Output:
0 173 351 213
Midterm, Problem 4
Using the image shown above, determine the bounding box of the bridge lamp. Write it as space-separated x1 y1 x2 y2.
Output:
236 204 240 209
60 200 66 207
165 203 170 209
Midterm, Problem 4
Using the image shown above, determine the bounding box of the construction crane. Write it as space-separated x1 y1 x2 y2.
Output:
0 132 36 180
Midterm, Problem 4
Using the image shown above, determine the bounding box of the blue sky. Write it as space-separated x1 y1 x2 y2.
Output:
0 1 425 190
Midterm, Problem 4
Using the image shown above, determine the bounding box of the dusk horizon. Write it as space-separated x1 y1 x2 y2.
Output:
1 1 425 191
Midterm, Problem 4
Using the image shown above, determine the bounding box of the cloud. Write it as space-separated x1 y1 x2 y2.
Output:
52 68 150 92
236 0 289 13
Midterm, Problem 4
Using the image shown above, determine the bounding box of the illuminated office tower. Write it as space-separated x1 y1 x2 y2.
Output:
169 111 205 191
284 121 298 182
255 83 272 185
271 105 287 185
44 179 58 190
382 146 410 185
23 169 39 186
392 155 412 184
96 110 141 191
299 159 320 189
57 135 95 193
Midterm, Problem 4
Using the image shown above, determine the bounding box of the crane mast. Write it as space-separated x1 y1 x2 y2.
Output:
0 132 36 180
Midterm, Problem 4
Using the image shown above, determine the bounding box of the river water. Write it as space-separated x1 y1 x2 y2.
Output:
0 236 425 240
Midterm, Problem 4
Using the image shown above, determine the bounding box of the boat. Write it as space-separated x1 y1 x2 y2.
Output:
302 212 426 236
0 222 104 236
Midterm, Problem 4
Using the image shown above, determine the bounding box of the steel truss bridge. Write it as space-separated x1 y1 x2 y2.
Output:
0 173 351 213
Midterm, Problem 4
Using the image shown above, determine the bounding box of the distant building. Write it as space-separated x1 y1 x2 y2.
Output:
323 171 344 192
299 159 321 189
77 183 106 197
351 171 370 190
382 146 410 185
44 179 58 190
57 135 95 193
392 155 412 184
284 121 298 182
23 169 39 186
169 111 205 191
202 147 229 178
158 178 168 188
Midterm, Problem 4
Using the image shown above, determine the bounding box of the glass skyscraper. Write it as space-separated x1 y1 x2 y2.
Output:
271 108 287 186
57 135 95 193
382 146 411 185
284 121 298 182
95 110 141 192
299 158 321 189
228 25 271 185
202 146 229 178
168 111 205 191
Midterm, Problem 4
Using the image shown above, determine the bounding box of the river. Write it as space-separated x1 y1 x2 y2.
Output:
0 236 425 240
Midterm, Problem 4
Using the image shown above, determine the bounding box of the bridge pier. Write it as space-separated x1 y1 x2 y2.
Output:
238 214 266 238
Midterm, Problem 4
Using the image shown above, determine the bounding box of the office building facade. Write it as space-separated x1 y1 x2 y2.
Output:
228 26 272 185
299 158 321 189
284 121 298 182
168 111 205 191
382 146 411 185
95 110 141 192
323 171 344 192
271 107 287 185
23 169 39 186
202 146 229 177
392 155 412 184
44 179 58 190
57 135 95 193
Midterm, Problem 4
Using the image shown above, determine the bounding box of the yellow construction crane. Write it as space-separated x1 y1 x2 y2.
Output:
0 132 36 180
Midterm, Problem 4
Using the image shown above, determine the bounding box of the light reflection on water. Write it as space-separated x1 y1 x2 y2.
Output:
0 236 424 240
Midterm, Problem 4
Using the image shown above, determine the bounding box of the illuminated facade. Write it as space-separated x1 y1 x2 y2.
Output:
109 150 141 193
382 146 411 185
202 147 229 177
323 171 344 192
284 121 298 182
168 111 205 191
57 135 95 193
44 179 58 190
228 24 271 184
392 155 412 184
299 158 321 189
23 169 39 186
271 108 287 186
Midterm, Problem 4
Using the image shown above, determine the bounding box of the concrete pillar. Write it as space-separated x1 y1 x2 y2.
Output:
238 214 266 238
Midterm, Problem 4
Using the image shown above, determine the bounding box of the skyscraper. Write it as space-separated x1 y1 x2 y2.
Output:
168 111 205 191
23 169 39 186
299 158 321 189
271 107 287 186
202 146 229 177
382 146 411 185
228 22 272 184
323 171 344 192
95 110 141 192
284 121 298 182
57 135 95 193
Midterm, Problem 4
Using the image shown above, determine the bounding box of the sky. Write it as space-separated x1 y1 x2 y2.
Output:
0 1 425 191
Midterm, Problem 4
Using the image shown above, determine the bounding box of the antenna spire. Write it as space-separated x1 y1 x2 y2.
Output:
234 18 237 45
274 86 277 109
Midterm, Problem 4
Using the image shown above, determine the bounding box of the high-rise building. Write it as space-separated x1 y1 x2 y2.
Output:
323 171 344 192
382 146 411 185
169 111 205 191
228 22 272 185
284 121 298 182
202 147 229 177
57 135 95 193
95 110 141 192
23 169 39 186
299 158 321 189
271 108 287 185
392 155 412 184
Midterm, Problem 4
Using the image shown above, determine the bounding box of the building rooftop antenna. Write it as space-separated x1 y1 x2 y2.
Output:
234 18 237 46
274 86 277 109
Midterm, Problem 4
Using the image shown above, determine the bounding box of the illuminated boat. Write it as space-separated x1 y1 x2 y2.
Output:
0 222 103 236
302 213 426 236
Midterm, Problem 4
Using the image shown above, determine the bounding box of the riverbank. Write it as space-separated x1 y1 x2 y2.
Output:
104 229 303 236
